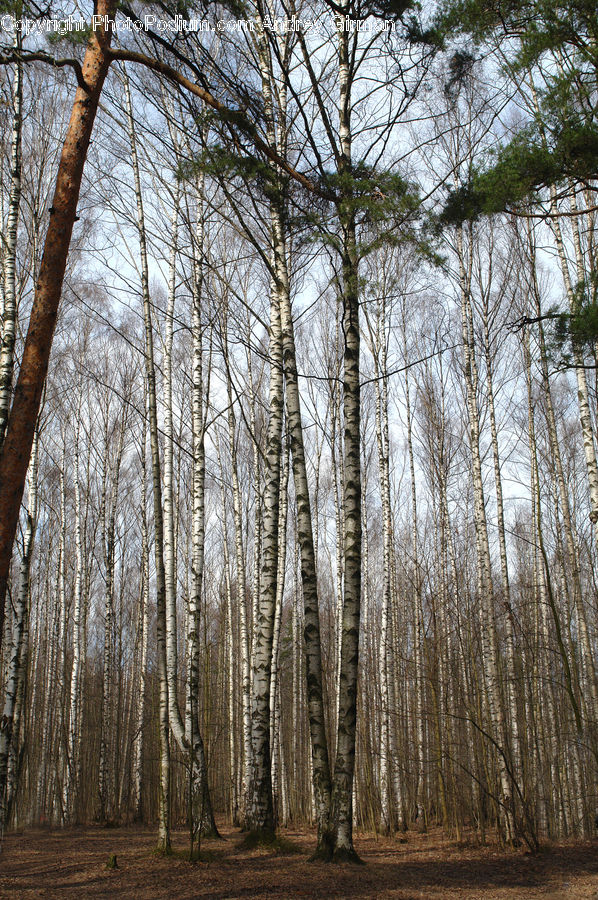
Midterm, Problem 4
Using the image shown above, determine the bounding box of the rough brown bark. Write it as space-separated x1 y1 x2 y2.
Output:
0 2 116 633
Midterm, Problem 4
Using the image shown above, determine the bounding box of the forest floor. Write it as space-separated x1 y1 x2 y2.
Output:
1 819 598 899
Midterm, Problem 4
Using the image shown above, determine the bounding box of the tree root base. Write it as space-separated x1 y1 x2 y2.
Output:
199 825 222 841
240 828 277 848
310 844 364 864
239 829 300 854
331 846 365 865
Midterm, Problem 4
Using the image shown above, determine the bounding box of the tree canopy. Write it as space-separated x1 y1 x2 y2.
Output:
435 0 598 221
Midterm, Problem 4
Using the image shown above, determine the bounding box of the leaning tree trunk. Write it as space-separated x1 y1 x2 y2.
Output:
0 0 116 637
251 18 336 848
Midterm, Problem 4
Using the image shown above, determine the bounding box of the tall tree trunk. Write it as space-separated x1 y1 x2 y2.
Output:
404 363 426 831
364 294 395 834
480 300 521 787
456 224 516 843
216 431 240 824
279 270 334 856
98 404 126 823
328 12 363 861
132 403 150 823
63 395 85 824
0 424 38 842
0 1 116 630
270 440 289 824
246 273 284 834
124 68 170 852
548 192 598 727
223 324 252 818
0 41 23 452
187 187 218 840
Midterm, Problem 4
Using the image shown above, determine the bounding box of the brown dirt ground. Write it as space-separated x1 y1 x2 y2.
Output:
1 820 597 900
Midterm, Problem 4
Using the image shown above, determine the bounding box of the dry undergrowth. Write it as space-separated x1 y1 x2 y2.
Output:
1 820 598 899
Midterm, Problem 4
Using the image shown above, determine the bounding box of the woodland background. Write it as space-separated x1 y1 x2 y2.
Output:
0 0 596 864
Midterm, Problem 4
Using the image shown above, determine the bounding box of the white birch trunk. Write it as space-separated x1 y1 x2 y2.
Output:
403 361 426 831
280 278 334 853
246 26 289 834
523 326 561 839
0 43 23 451
0 425 38 839
480 304 521 783
270 440 289 823
98 405 126 823
132 402 149 822
162 182 186 751
329 15 363 858
187 190 218 838
124 69 170 851
246 275 284 833
224 336 252 816
216 431 240 823
364 296 394 833
63 396 85 824
456 225 515 842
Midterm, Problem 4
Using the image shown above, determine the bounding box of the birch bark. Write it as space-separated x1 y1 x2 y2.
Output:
98 401 127 823
187 185 218 839
280 268 334 855
246 260 284 835
132 403 149 823
0 42 22 451
0 425 38 841
63 390 85 824
124 70 170 852
328 13 363 859
364 295 395 833
223 321 252 817
456 225 516 842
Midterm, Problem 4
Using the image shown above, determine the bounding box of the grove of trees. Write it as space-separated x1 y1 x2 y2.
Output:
0 0 597 865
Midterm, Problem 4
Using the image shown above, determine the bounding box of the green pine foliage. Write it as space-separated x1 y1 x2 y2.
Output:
440 122 598 224
436 0 598 68
550 274 598 364
435 0 597 224
181 143 283 202
297 162 437 260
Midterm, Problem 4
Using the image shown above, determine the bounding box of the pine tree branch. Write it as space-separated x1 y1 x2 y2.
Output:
108 47 334 201
0 50 86 90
